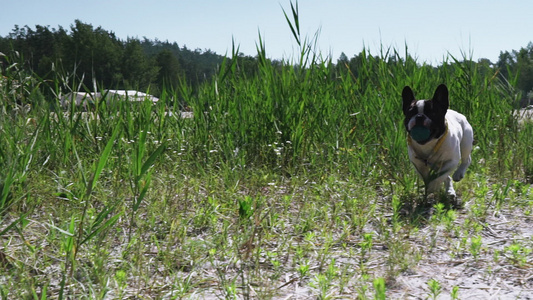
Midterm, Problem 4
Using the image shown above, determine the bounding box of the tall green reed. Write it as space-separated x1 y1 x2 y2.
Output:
2 14 526 210
181 12 527 191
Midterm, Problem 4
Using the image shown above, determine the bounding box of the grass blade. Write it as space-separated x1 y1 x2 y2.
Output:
136 141 166 183
90 121 121 191
282 1 301 46
0 213 27 237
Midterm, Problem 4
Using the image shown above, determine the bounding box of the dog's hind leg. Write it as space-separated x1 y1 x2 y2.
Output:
452 127 473 182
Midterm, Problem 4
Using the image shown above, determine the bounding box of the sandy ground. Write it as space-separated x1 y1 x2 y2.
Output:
389 207 533 299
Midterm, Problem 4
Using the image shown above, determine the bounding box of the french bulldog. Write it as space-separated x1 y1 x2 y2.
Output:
402 84 473 204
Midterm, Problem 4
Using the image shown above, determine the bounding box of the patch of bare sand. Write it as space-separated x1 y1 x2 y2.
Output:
389 205 533 299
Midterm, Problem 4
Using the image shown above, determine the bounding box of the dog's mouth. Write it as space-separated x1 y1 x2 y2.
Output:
408 115 432 143
409 126 431 142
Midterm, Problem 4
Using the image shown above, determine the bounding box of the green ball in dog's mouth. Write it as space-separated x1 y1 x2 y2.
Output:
410 126 431 142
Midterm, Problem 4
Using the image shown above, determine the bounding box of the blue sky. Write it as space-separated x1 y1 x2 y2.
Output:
1 1 532 64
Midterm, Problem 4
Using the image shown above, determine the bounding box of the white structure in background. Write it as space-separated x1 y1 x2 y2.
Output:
60 90 159 109
106 90 159 103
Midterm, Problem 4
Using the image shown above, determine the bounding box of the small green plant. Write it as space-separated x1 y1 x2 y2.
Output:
443 209 457 233
451 285 459 300
505 242 532 266
310 274 332 300
297 261 311 278
427 278 442 300
373 277 386 300
390 195 403 234
114 269 127 296
172 273 194 299
469 235 483 260
238 196 254 220
360 233 373 272
357 273 371 299
432 203 446 222
311 258 338 298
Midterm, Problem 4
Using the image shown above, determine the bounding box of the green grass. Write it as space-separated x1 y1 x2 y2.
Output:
0 7 532 299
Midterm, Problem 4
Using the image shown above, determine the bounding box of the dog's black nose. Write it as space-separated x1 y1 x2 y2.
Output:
415 114 427 126
415 114 425 121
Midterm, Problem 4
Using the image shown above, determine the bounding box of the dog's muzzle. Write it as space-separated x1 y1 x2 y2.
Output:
408 114 431 131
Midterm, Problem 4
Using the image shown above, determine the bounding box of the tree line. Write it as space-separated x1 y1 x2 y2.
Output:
1 20 533 104
335 43 533 105
0 20 241 97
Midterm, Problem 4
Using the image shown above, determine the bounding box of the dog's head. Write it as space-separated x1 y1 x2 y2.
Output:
402 84 449 145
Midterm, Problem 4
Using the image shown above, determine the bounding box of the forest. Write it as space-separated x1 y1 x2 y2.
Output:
1 19 533 105
0 20 259 99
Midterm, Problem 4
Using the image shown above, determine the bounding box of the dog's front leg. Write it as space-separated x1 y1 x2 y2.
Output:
444 176 456 197
425 173 453 196
425 159 458 197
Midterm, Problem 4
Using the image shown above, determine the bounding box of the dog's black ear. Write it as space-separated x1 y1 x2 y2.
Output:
432 84 449 111
402 86 416 115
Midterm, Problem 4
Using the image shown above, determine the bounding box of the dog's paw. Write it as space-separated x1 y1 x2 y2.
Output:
444 190 464 209
453 163 470 182
450 196 463 209
426 193 437 205
452 170 465 182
